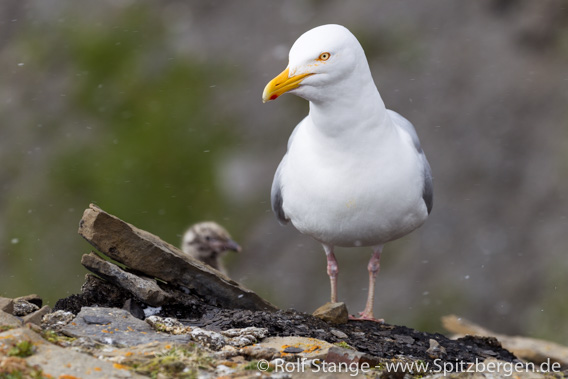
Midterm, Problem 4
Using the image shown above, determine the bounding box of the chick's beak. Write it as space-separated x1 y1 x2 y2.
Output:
208 236 242 253
223 239 242 253
262 67 313 103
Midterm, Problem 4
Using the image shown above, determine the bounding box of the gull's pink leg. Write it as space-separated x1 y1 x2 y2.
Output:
323 244 339 303
350 245 384 322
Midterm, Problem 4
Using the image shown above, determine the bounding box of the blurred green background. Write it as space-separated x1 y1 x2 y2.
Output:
1 1 567 343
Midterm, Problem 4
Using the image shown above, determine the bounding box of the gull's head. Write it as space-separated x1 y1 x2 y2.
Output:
262 24 368 103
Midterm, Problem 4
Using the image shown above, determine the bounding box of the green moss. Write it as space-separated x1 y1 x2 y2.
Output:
0 372 24 379
132 344 216 378
0 325 16 333
334 341 355 350
0 368 46 379
40 330 77 346
7 341 35 358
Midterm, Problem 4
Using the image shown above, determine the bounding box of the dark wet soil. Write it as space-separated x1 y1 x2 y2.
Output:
55 275 518 367
196 308 517 365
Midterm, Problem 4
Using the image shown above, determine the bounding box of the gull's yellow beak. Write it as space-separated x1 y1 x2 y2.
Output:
262 67 313 103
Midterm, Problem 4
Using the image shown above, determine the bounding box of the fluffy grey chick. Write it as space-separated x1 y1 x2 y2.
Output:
181 222 241 275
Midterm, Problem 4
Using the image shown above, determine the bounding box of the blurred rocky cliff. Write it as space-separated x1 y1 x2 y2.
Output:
0 0 567 343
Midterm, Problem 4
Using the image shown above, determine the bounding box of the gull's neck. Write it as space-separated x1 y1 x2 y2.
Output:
308 75 388 138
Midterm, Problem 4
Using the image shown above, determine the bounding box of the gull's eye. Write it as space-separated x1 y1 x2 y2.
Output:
318 52 331 61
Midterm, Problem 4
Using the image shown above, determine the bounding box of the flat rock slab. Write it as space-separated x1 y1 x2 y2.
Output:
258 336 336 360
62 307 192 347
78 204 276 312
0 327 144 378
81 252 172 306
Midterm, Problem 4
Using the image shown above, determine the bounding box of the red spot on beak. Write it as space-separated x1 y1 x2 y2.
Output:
270 94 278 100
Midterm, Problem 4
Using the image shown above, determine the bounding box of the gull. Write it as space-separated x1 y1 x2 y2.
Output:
262 24 433 321
181 222 241 275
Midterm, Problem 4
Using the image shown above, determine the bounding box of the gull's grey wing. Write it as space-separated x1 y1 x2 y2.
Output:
270 117 308 225
388 110 422 152
271 157 289 225
421 155 433 214
388 110 433 214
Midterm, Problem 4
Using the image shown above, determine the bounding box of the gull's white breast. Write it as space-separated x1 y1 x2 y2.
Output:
280 115 428 247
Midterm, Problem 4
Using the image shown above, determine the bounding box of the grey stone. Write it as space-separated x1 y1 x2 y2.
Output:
426 338 447 359
123 298 145 320
15 294 42 308
331 328 349 339
62 307 191 347
83 315 112 325
221 327 268 347
13 299 39 316
23 305 51 326
326 346 382 367
189 327 226 350
42 310 75 331
81 252 171 306
145 316 266 349
283 346 304 353
238 345 279 361
312 302 349 325
394 334 416 345
0 310 22 327
146 315 190 334
0 297 14 314
0 327 144 378
78 204 276 312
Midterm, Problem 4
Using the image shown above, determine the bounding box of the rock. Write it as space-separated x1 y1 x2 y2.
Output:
325 346 382 368
394 333 416 345
62 307 191 347
0 297 14 314
13 300 39 316
84 315 112 325
0 310 22 328
443 314 568 368
78 204 276 312
0 327 144 378
42 310 75 331
15 294 42 308
221 327 268 347
238 345 279 361
331 328 349 339
22 305 51 326
426 338 447 359
312 302 349 325
81 252 172 306
96 340 173 361
189 327 226 350
215 364 235 376
258 336 335 360
145 315 267 350
122 298 145 320
146 316 191 334
283 346 304 353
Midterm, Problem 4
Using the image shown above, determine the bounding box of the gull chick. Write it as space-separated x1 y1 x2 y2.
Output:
181 222 241 275
263 24 433 321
